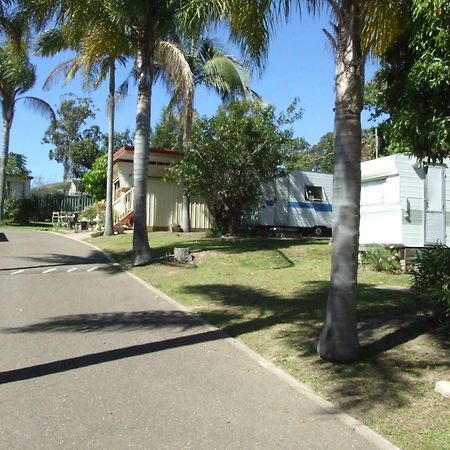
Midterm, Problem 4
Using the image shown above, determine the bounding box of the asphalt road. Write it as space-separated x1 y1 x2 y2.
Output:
0 230 398 449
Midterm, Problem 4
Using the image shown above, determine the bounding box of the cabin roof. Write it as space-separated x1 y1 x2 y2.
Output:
113 146 181 161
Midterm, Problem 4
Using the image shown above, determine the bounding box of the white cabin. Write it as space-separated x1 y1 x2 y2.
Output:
112 146 212 231
360 153 449 247
247 170 333 235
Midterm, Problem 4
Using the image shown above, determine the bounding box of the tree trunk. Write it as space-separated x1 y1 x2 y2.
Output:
180 93 194 233
181 189 191 232
318 0 362 363
132 45 153 266
104 60 116 237
0 118 12 222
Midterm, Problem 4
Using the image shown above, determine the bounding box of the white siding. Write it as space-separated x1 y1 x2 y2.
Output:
360 205 403 245
146 179 211 230
396 155 425 246
446 165 450 245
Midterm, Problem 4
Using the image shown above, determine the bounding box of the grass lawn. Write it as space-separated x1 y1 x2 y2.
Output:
90 231 449 450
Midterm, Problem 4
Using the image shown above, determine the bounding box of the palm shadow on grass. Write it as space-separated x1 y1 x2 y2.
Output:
181 281 449 412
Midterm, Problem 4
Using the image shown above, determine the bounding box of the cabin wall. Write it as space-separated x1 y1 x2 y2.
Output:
146 178 212 231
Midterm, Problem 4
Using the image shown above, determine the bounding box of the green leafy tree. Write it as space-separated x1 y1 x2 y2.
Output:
365 0 450 161
290 129 375 173
82 129 134 200
42 94 103 179
152 107 181 149
167 100 301 234
82 153 107 200
0 6 54 221
157 36 261 232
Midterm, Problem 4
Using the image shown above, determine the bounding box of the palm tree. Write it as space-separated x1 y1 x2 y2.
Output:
36 25 129 236
181 0 404 362
163 36 261 232
0 8 54 221
29 0 199 264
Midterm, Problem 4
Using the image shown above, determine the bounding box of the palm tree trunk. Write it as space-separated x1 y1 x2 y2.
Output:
132 45 153 266
0 118 12 222
104 60 116 236
318 0 362 362
181 189 190 232
180 90 194 233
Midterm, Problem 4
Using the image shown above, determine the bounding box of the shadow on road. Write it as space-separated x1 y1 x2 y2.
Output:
3 310 203 334
0 329 224 385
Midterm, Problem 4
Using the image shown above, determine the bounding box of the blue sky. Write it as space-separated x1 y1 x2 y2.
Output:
9 13 378 184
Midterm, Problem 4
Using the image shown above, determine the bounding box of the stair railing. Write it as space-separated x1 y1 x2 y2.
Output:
113 187 134 225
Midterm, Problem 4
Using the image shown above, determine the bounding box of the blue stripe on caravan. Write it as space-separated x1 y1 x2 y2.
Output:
288 202 332 212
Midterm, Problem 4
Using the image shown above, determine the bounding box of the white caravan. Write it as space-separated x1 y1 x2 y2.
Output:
360 153 450 247
247 170 333 236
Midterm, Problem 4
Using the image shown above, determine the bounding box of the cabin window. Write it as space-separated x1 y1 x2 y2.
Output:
305 185 324 202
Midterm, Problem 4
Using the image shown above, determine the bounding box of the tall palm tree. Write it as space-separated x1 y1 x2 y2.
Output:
0 8 54 221
180 0 404 362
163 36 261 232
36 25 129 236
45 1 195 265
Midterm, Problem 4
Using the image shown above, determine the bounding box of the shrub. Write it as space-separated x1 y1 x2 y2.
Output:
361 245 402 273
411 245 450 322
80 200 105 225
3 198 34 224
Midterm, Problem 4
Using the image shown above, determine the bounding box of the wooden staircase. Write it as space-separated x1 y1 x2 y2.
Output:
113 187 134 231
114 210 135 231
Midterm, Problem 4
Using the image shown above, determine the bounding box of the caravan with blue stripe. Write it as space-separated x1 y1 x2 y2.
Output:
245 170 333 236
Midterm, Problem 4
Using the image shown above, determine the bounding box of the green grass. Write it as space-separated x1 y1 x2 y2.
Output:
90 231 449 450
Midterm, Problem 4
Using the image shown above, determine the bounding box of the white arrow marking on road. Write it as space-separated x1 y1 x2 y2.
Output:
42 268 57 274
11 269 25 275
67 268 78 273
87 267 98 272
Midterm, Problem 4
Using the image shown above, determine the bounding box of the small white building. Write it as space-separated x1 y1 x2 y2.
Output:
246 170 333 236
5 175 33 200
360 153 449 247
112 146 212 231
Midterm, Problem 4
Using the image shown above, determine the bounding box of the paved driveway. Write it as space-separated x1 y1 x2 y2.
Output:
0 230 397 449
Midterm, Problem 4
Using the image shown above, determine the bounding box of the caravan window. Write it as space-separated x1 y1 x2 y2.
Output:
305 185 324 202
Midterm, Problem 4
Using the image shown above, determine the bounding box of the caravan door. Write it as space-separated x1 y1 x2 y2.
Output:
274 176 289 226
259 182 276 226
424 166 446 244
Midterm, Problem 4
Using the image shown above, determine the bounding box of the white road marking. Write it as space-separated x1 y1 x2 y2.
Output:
11 269 25 275
67 268 78 273
87 267 98 272
42 268 57 274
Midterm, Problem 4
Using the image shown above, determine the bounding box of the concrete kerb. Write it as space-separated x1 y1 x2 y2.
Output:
56 231 400 450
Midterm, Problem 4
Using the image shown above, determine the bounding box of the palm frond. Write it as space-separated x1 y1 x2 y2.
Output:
202 54 250 97
42 57 81 90
35 28 69 56
155 40 195 146
362 0 409 56
20 96 56 128
155 40 194 105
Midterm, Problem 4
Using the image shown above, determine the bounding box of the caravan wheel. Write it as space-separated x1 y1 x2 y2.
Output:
313 226 323 237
